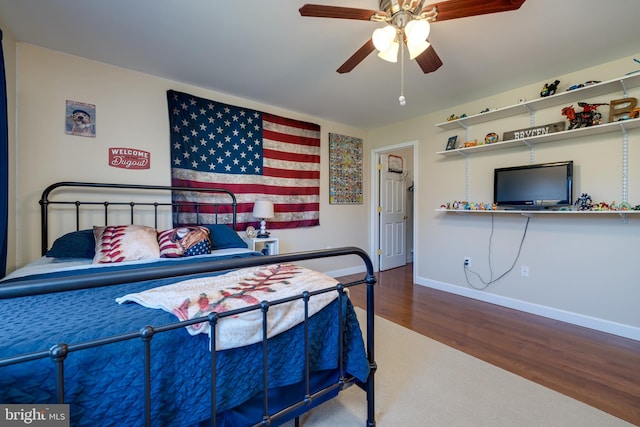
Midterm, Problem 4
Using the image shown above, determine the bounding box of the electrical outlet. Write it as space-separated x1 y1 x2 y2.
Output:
521 265 529 277
464 257 471 267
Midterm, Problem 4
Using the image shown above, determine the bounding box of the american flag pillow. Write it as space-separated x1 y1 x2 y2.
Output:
158 226 211 258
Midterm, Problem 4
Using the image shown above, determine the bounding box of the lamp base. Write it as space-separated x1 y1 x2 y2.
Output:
257 219 269 238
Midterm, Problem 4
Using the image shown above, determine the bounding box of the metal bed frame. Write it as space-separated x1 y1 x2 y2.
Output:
39 181 239 256
1 182 377 427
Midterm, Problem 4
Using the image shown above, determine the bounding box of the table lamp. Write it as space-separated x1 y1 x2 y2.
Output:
252 200 274 238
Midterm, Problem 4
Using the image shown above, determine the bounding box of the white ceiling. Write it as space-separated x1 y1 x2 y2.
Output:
1 0 640 129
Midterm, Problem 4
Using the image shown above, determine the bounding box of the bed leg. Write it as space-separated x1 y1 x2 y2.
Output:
366 272 376 427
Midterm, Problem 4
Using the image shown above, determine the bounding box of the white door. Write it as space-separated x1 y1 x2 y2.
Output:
379 154 406 271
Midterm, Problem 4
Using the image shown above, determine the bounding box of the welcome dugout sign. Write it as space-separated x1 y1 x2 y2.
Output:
109 147 151 170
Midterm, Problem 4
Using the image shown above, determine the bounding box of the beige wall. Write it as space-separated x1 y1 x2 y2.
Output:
368 54 640 340
8 40 640 339
10 43 370 276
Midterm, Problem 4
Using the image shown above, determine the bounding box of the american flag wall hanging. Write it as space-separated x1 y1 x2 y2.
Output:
167 90 321 230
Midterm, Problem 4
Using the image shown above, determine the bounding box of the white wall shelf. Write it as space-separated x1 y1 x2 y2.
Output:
435 208 640 223
435 72 640 131
434 71 640 205
436 118 640 157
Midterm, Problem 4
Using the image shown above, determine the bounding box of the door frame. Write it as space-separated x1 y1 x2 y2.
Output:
369 140 418 275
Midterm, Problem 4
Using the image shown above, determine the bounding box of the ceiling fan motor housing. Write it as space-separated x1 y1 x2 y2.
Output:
379 0 426 16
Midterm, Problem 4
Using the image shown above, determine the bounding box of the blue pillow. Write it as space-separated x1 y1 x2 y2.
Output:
45 229 96 258
204 224 248 250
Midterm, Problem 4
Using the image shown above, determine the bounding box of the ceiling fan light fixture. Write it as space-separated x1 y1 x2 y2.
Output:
372 25 397 52
407 39 430 60
300 0 527 75
377 40 399 62
404 19 430 46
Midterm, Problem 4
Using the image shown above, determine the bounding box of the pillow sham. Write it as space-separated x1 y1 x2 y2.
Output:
203 224 248 250
158 226 212 257
45 229 96 258
93 225 160 264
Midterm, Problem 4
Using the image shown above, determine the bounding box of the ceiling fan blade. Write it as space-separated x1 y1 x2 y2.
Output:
299 4 386 21
424 0 526 22
337 39 376 74
415 45 443 74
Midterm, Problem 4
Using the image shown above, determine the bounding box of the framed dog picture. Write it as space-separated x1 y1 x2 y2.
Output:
445 135 457 151
66 100 96 138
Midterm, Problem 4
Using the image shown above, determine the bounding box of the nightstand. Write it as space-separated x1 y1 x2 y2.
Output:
242 236 279 255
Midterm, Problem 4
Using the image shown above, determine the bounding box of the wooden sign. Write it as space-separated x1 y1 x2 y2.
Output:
109 147 150 169
608 97 638 122
503 121 565 141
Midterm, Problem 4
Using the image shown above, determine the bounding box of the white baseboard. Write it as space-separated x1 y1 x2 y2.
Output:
415 276 640 342
324 265 367 279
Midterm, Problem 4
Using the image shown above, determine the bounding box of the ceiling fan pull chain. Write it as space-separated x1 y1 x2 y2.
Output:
399 41 406 106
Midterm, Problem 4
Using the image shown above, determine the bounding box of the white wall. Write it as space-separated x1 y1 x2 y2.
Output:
368 54 640 340
11 43 371 276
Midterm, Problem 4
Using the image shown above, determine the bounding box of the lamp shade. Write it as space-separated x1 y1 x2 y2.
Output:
377 40 399 63
405 20 430 46
252 200 274 219
372 25 397 52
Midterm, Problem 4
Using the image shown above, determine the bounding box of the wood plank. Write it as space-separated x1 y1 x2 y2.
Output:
342 264 640 425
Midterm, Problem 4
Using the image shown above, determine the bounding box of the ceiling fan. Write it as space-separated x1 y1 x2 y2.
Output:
299 0 527 74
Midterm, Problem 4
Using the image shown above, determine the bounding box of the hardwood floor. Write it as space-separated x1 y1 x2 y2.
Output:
340 263 640 425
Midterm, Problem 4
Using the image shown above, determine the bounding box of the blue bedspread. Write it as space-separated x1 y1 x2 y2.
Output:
0 255 369 426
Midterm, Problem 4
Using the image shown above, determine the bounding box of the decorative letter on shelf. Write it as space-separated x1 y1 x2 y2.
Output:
608 97 638 122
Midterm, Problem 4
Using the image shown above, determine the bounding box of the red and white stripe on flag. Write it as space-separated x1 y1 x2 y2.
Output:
167 90 320 231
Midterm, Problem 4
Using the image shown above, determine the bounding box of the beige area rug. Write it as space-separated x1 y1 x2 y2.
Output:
284 308 632 427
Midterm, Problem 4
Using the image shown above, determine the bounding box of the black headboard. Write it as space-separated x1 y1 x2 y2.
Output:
39 182 238 256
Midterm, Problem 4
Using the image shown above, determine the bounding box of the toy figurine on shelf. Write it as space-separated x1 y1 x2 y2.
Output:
561 102 608 130
485 132 499 144
574 193 593 211
463 139 478 148
566 81 600 91
579 102 607 125
626 58 640 75
447 114 459 121
540 80 560 97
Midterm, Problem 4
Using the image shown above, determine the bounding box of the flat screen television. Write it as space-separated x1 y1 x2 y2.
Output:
493 161 573 209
